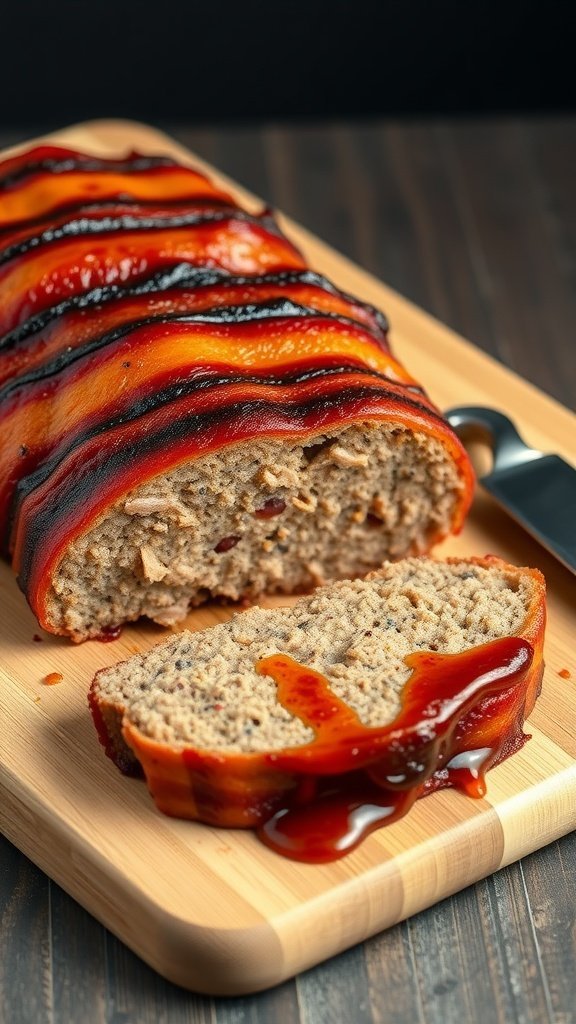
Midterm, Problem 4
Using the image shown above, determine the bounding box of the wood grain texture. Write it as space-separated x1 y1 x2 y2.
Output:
0 120 575 1015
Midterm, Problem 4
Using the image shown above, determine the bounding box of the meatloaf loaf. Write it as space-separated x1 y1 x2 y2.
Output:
90 556 546 860
0 141 473 640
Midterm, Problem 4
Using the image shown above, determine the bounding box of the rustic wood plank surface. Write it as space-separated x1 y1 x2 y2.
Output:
1 118 575 1023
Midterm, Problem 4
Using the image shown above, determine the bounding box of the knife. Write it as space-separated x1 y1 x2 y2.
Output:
445 406 576 575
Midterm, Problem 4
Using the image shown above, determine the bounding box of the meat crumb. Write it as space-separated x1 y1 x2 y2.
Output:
558 668 571 680
125 497 174 515
292 494 316 513
329 446 369 468
140 545 168 582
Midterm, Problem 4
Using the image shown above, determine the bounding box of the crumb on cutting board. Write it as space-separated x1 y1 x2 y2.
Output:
43 672 63 685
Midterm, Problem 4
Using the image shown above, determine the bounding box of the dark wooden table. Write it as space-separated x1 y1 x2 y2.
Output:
1 117 575 1024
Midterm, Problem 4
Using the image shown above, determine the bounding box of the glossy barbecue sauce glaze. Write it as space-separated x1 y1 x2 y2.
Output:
254 638 533 862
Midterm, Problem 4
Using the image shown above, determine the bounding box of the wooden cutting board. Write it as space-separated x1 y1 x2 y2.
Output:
1 121 575 996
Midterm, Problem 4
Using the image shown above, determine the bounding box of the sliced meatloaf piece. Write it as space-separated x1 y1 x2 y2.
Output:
90 556 546 857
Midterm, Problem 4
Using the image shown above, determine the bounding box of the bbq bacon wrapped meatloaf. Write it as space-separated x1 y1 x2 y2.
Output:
0 141 474 641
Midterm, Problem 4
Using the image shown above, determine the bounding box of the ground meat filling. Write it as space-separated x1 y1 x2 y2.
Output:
47 422 466 640
93 558 534 755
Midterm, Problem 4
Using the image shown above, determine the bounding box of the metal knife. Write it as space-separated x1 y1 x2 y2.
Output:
445 406 576 575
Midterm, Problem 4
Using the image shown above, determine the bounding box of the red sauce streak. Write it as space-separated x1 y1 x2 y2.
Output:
254 497 286 519
559 668 571 680
92 625 122 643
43 671 63 685
32 633 43 642
254 639 533 862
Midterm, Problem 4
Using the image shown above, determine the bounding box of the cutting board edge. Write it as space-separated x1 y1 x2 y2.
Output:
2 752 576 995
0 765 286 995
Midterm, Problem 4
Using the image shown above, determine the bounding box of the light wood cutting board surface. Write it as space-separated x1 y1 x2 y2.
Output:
0 121 575 996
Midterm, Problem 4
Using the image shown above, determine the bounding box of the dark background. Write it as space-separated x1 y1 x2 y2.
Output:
1 0 574 128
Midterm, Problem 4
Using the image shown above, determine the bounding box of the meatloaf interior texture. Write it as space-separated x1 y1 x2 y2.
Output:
47 422 466 640
92 556 542 757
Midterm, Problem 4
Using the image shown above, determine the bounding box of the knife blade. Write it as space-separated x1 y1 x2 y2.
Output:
445 406 576 575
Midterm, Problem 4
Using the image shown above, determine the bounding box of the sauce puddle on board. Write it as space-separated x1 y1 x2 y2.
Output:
254 639 533 862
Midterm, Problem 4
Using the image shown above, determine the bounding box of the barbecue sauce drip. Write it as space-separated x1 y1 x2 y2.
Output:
254 638 533 862
92 624 122 643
